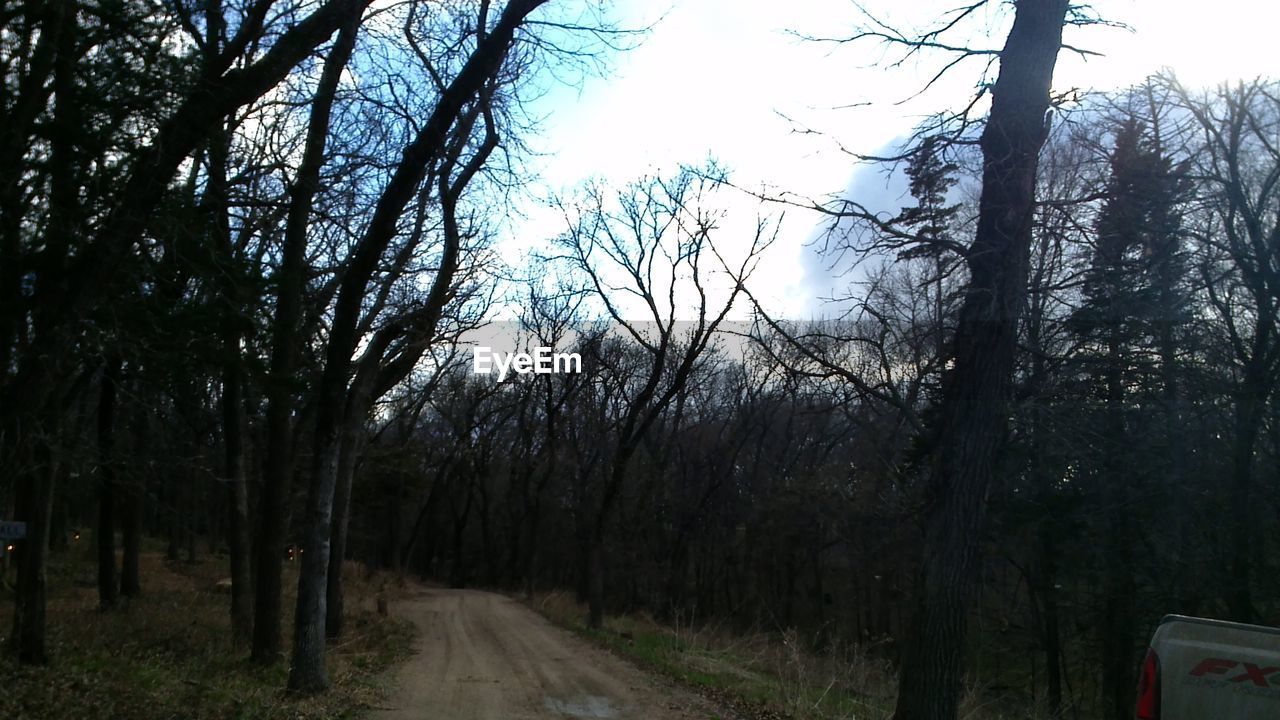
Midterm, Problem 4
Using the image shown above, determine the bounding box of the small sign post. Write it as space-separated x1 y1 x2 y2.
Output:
0 521 27 541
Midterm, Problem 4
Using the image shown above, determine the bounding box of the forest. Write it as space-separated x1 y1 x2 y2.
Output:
2 1 1278 719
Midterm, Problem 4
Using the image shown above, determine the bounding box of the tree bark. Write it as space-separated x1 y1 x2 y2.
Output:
120 402 143 599
9 436 57 663
223 347 254 641
892 3 1068 719
1026 278 1062 717
588 539 605 629
1227 367 1264 622
325 417 362 638
252 3 362 666
204 72 255 640
167 469 182 563
278 3 367 685
8 0 75 661
1038 531 1064 716
1100 336 1135 720
1156 253 1193 615
96 360 120 610
185 458 199 564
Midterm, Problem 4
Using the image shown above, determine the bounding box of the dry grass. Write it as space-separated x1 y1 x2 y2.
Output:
532 591 1052 720
0 548 416 720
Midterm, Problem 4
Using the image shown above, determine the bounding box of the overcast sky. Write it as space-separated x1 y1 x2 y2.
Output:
503 0 1279 319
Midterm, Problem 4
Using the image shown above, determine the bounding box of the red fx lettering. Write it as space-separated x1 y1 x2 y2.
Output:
1229 663 1280 687
1189 658 1238 677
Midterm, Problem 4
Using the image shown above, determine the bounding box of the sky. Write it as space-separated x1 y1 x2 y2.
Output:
503 0 1280 320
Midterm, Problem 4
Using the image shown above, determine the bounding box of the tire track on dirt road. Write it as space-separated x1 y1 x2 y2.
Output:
369 588 726 720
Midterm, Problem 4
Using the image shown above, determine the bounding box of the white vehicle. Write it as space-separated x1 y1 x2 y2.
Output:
1137 615 1280 719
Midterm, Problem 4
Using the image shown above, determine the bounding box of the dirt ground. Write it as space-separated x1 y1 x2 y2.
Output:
368 588 726 720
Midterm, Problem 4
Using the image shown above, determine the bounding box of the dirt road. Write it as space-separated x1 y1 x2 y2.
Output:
368 588 724 720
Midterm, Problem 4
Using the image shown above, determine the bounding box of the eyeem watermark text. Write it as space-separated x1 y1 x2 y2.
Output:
472 347 581 381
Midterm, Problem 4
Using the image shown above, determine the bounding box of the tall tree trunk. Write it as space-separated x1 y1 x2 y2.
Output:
278 6 364 684
167 470 181 563
253 3 359 667
588 451 636 629
398 472 442 579
1027 295 1062 717
49 494 69 552
478 481 498 587
9 440 57 663
1038 531 1064 717
523 510 541 599
290 423 342 688
325 417 362 638
206 92 255 641
120 401 144 599
588 537 605 628
1227 368 1264 622
892 2 1068 718
1157 275 1194 614
0 0 62 384
185 457 199 564
388 474 405 574
8 0 76 663
448 478 475 589
223 349 254 641
1100 335 1135 720
288 0 545 691
96 360 120 610
574 482 592 604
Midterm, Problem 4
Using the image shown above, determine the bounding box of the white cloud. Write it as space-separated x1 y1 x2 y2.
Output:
506 0 1278 320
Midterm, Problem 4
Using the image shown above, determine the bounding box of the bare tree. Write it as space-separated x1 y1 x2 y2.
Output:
791 2 1075 717
1171 77 1280 623
891 2 1070 714
555 166 766 628
287 0 552 692
3 0 374 665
